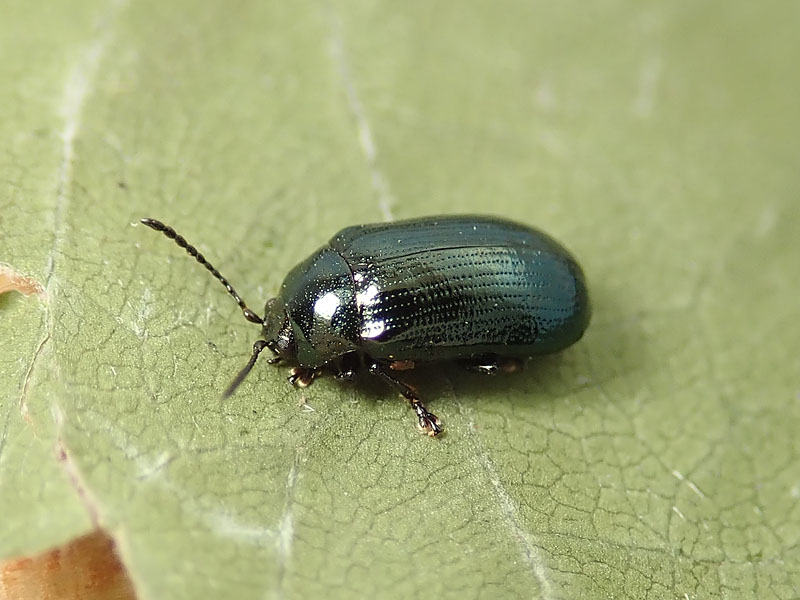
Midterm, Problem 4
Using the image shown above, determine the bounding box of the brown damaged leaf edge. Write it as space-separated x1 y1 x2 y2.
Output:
0 529 137 600
0 264 45 298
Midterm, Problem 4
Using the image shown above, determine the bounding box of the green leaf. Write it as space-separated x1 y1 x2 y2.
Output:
2 1 799 598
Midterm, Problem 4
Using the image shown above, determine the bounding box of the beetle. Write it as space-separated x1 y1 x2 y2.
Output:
140 215 590 436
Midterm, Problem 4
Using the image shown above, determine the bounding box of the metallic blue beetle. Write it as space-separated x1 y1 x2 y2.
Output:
141 216 590 436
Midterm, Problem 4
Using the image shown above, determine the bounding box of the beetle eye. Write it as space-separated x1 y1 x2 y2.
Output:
273 318 296 358
262 300 295 361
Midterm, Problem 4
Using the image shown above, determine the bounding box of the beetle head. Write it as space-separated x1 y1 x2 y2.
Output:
276 247 360 367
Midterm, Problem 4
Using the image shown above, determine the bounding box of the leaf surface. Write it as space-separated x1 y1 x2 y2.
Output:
2 1 798 598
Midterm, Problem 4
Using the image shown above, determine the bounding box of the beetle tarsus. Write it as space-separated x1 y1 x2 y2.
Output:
366 358 443 436
414 404 443 437
288 367 321 388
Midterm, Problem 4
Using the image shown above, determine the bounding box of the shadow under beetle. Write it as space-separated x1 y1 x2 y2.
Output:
140 216 590 436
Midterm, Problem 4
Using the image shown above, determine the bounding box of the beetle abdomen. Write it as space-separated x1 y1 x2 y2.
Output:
331 216 589 361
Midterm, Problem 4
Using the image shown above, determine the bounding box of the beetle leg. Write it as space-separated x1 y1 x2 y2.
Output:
389 360 415 371
334 371 355 382
288 367 321 388
366 358 443 437
459 354 522 375
333 351 360 382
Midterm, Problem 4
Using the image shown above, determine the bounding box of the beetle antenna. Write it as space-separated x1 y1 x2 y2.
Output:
224 340 269 397
140 218 264 325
